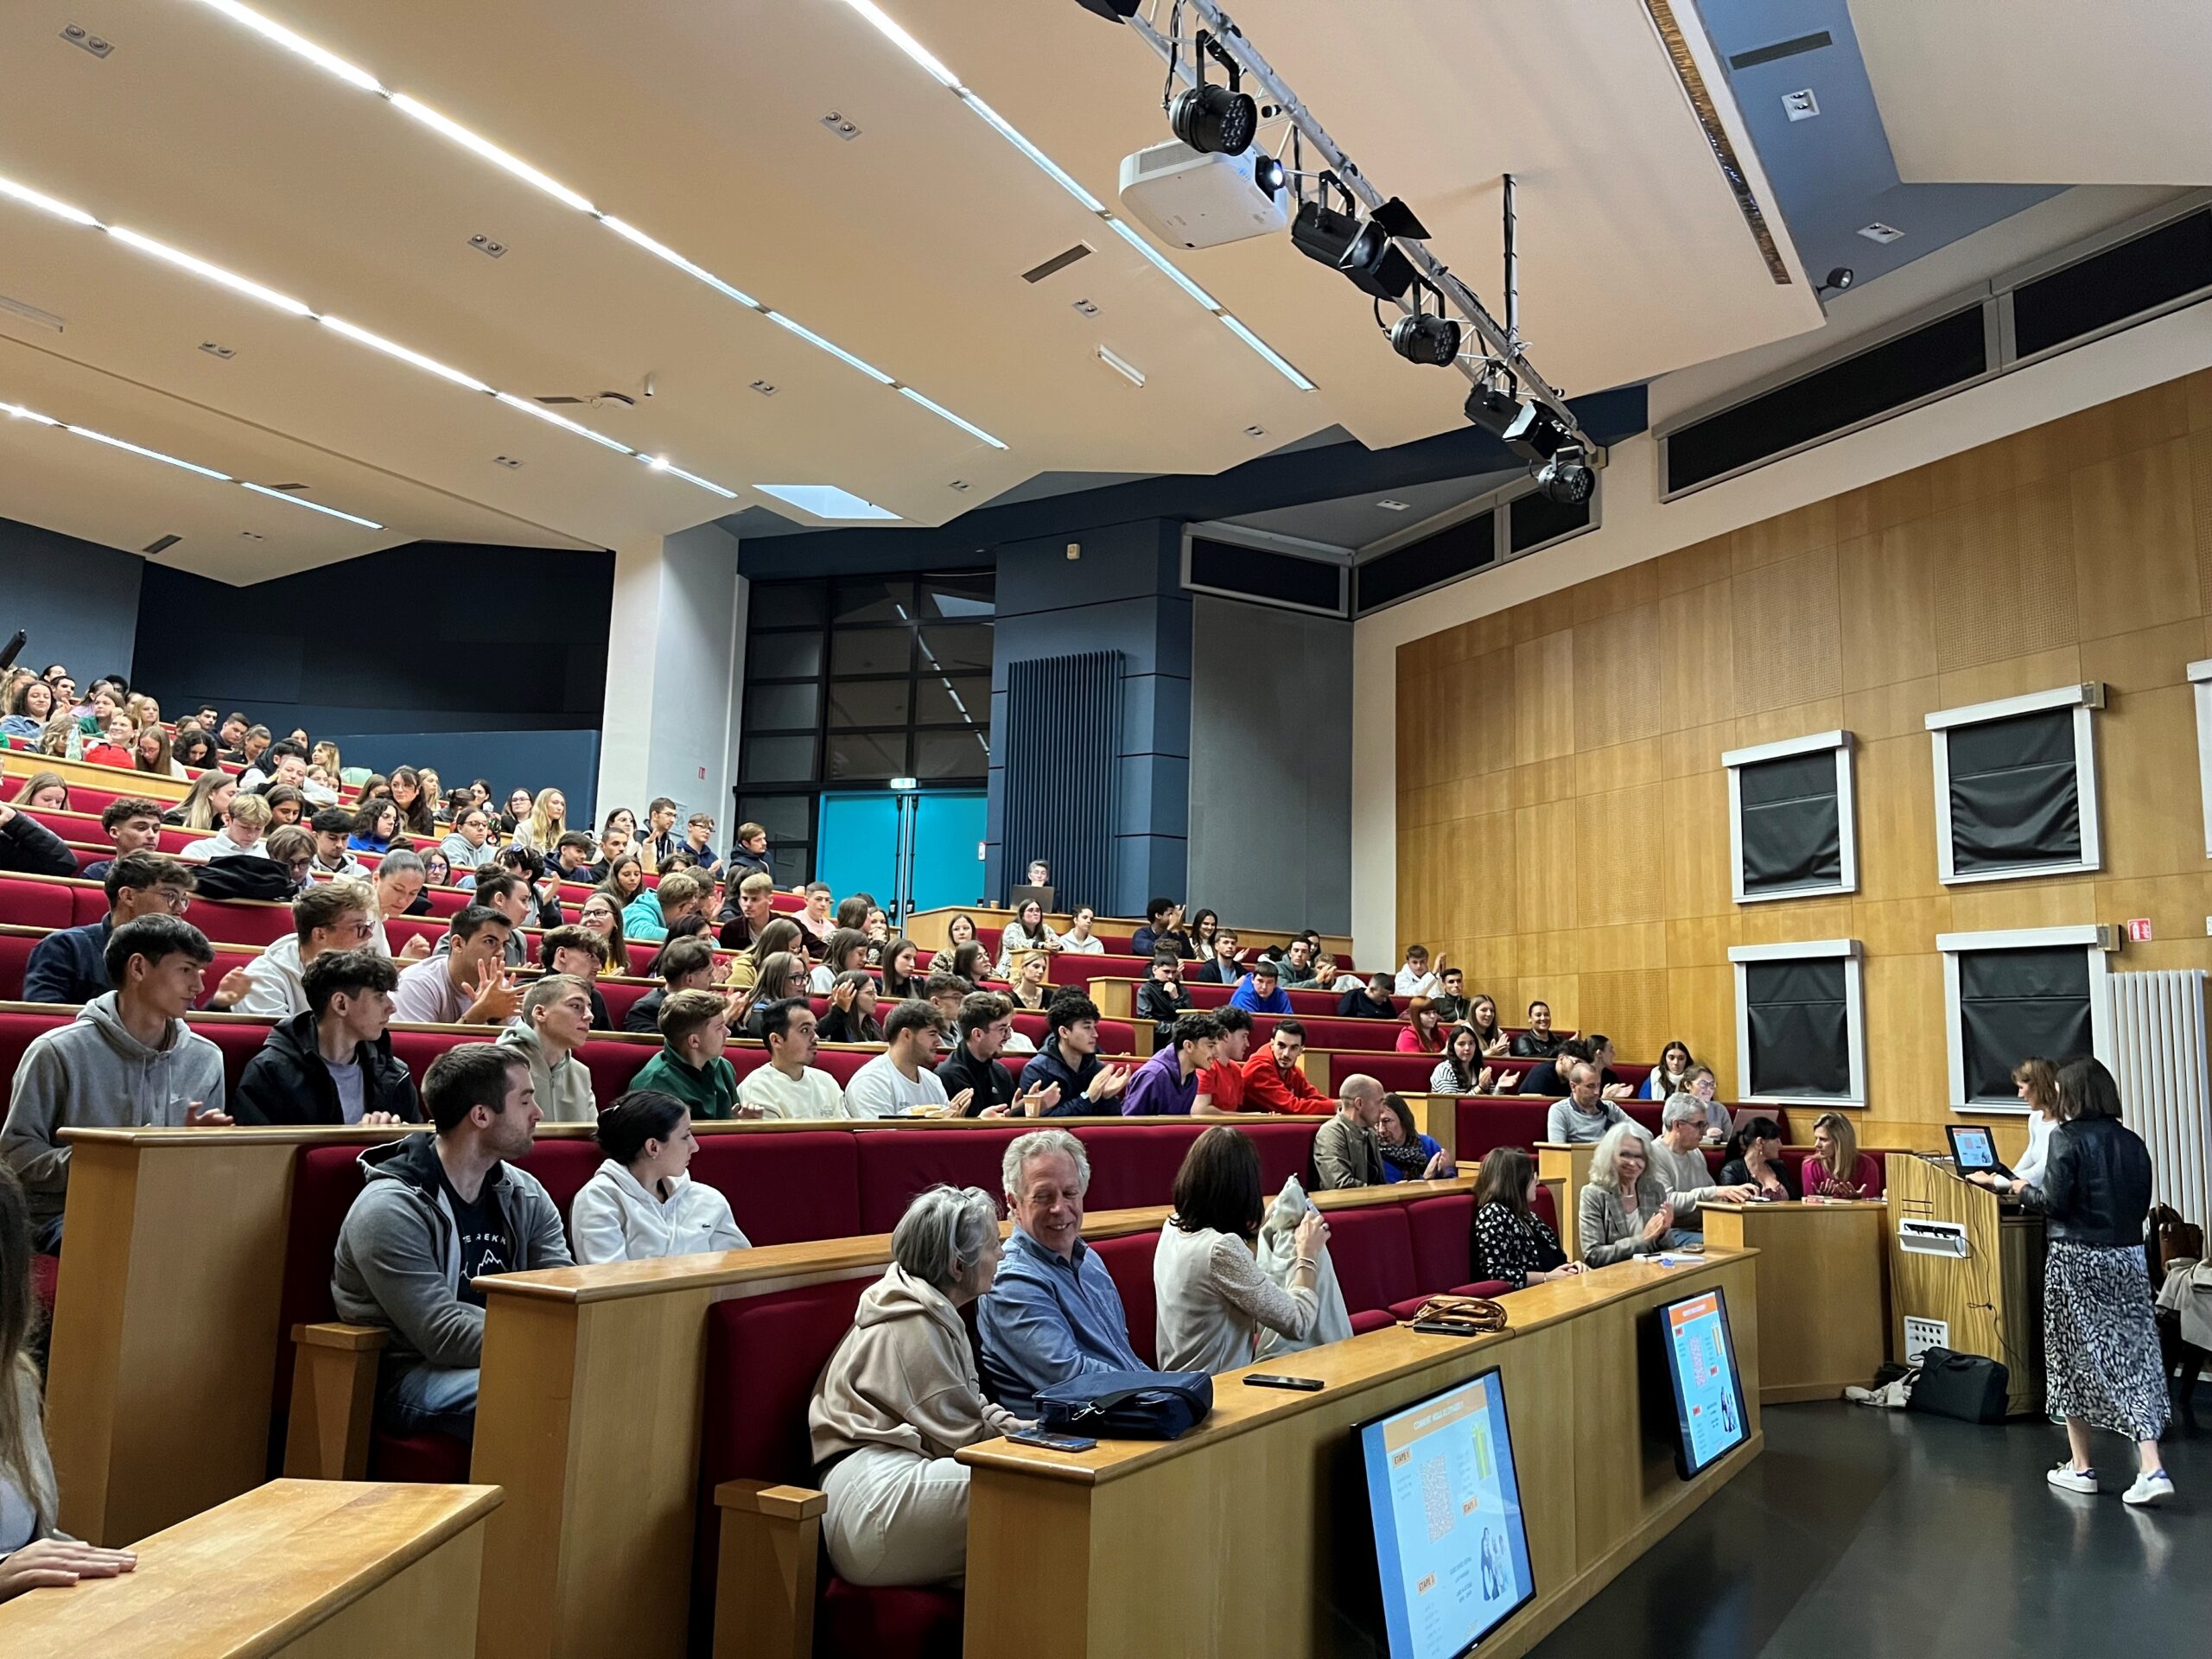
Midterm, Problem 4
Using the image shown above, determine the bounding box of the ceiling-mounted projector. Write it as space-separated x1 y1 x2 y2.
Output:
1118 139 1287 250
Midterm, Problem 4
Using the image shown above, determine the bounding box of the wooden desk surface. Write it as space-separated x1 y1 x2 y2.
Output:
0 1480 500 1656
961 1253 1753 1488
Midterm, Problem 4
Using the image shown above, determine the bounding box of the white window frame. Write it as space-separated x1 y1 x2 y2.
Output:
1925 683 2104 885
2189 659 2212 858
1721 729 1857 904
1726 939 1867 1108
1936 925 2114 1113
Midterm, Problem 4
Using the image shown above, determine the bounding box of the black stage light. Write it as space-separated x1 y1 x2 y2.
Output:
1535 442 1594 505
1172 80 1258 155
1390 311 1461 366
1291 200 1415 302
1815 265 1855 296
1252 154 1285 197
1464 377 1527 438
1070 0 1141 20
1500 401 1567 463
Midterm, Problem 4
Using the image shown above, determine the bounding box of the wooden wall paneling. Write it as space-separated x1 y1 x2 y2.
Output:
1730 494 1860 575
1572 610 1669 752
1728 550 1843 715
2071 441 2202 642
1515 630 1576 766
1577 782 1667 928
1929 479 2081 676
2095 683 2203 877
2189 426 2212 606
1836 524 1937 692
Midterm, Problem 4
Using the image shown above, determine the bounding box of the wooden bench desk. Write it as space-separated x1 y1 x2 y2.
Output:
0 1479 499 1656
959 1252 1763 1659
1700 1200 1890 1402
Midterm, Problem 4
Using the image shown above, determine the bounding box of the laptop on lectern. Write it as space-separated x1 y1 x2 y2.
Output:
1945 1123 2013 1181
1010 884 1055 914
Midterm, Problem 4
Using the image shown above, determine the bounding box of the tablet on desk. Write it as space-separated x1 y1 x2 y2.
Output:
1944 1124 2012 1181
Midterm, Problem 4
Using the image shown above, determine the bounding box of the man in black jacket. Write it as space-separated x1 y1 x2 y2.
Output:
22 852 196 1005
1135 952 1191 1047
0 801 77 878
233 948 423 1126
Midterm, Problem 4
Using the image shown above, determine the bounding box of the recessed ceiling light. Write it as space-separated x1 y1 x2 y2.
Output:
467 232 506 259
1244 424 1268 438
0 295 64 332
1096 346 1146 388
755 484 900 521
749 379 778 397
492 454 522 468
182 0 1006 448
3 391 384 525
948 480 970 491
1858 221 1904 245
820 111 861 141
1782 89 1818 121
833 0 1313 391
1071 297 1100 318
60 24 113 59
238 529 264 539
1376 499 1410 512
198 340 236 359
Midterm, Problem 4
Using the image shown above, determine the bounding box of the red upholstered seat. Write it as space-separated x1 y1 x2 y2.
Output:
1530 1182 1559 1234
686 1131 862 1247
0 929 41 1001
0 1010 67 1097
176 896 292 947
1181 982 1348 1018
1011 1012 1135 1054
594 977 652 1028
274 1145 371 1403
1348 1308 1395 1335
1088 1231 1160 1368
31 1252 58 1313
1452 1100 1557 1159
199 1019 275 1095
1323 1051 1449 1096
1071 1124 1192 1212
817 1580 964 1659
0 876 75 931
573 1037 659 1102
1403 1195 1478 1291
1046 952 1148 988
1322 1207 1419 1316
855 1128 1020 1233
1242 1121 1325 1192
369 1430 472 1484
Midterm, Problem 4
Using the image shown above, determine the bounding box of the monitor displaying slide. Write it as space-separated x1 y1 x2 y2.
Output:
1948 1124 1999 1172
1357 1370 1535 1659
1658 1288 1750 1478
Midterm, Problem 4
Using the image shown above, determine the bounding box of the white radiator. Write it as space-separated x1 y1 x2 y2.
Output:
2110 969 2212 1227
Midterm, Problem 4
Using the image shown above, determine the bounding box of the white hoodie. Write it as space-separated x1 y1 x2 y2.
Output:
232 935 308 1019
567 1159 750 1264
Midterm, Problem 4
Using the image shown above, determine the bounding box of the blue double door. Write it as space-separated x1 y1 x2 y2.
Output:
816 791 987 920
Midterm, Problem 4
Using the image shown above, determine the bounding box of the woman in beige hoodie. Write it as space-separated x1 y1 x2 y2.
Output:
808 1184 1025 1586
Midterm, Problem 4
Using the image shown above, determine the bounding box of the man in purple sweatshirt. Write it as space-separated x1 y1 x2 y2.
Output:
1120 1012 1222 1116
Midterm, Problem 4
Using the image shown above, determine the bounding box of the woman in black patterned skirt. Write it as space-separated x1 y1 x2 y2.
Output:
2016 1058 2173 1507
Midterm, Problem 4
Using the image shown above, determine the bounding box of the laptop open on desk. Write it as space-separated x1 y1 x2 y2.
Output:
1945 1123 2014 1182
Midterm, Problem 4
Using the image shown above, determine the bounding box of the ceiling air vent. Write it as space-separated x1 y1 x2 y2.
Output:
1021 244 1094 284
141 534 180 556
2012 208 2212 362
537 391 635 407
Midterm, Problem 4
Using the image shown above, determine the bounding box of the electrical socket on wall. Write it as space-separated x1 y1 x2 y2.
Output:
1903 1317 1950 1361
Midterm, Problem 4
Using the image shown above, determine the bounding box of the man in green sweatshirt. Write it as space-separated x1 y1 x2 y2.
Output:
631 988 739 1120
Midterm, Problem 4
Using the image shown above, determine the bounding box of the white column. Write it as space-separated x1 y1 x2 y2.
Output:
595 524 746 826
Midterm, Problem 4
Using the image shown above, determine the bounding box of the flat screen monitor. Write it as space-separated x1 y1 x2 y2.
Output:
1357 1369 1535 1659
1657 1287 1751 1478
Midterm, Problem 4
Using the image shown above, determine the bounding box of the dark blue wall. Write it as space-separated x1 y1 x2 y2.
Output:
986 519 1190 914
0 518 145 683
131 542 613 817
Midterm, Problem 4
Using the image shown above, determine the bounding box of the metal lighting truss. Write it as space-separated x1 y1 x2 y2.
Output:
1121 0 1599 462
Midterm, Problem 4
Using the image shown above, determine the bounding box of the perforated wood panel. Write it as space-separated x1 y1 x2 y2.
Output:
1396 370 2212 1149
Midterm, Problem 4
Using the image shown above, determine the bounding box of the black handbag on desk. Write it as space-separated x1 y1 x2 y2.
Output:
1907 1348 2008 1424
1034 1368 1213 1440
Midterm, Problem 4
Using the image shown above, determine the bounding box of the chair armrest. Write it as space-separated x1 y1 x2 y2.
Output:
715 1478 826 1521
292 1321 389 1352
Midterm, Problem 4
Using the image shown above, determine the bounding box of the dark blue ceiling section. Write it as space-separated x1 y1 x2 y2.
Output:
735 385 1646 577
1693 0 2060 288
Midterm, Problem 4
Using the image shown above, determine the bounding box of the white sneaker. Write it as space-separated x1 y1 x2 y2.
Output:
2122 1470 2175 1508
2047 1463 2100 1495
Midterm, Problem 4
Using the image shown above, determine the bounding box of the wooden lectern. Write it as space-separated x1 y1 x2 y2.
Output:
1537 1142 1594 1261
1885 1154 2045 1418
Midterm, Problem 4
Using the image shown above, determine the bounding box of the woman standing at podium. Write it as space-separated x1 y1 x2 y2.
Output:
2015 1058 2173 1509
1970 1058 2061 1198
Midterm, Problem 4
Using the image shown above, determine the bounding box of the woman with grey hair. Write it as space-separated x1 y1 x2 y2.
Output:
1578 1122 1677 1266
809 1184 1026 1586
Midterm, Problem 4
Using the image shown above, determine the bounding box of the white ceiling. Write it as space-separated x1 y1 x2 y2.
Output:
0 0 1821 582
1848 0 2212 186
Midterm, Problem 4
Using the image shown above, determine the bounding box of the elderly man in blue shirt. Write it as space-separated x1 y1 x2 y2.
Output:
979 1128 1144 1415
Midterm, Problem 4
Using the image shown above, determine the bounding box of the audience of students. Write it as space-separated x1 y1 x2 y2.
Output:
330 1044 570 1441
233 949 422 1126
1241 1020 1328 1116
1129 897 1192 961
1642 1039 1697 1101
993 899 1058 976
77 797 164 884
733 997 849 1120
390 907 518 1026
843 1001 955 1118
938 993 1026 1117
1393 944 1443 999
1645 1096 1758 1232
1135 952 1191 1044
1338 974 1397 1020
812 1184 1020 1586
22 853 194 1005
1313 1076 1388 1189
818 969 884 1045
1017 995 1130 1116
1058 906 1103 955
538 925 613 1031
0 802 75 880
1376 1092 1454 1182
1396 997 1446 1055
1192 1007 1254 1115
1154 1128 1325 1375
631 988 739 1121
179 791 272 863
1546 1064 1639 1146
1511 1000 1564 1058
219 880 377 1018
568 1090 749 1264
977 1130 1143 1417
1119 1012 1221 1117
1228 960 1291 1014
3 917 231 1250
1192 926 1243 985
1471 1148 1583 1290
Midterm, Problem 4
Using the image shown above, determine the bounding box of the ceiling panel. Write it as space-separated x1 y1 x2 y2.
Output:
1848 0 2212 186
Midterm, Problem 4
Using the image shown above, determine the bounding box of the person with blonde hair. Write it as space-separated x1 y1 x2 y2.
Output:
179 790 273 862
1802 1111 1879 1200
164 768 236 831
1974 1057 2063 1196
1578 1122 1679 1266
7 772 68 812
512 788 569 855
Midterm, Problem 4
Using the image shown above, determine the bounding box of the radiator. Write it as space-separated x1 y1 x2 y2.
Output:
1001 651 1122 911
2111 969 2212 1226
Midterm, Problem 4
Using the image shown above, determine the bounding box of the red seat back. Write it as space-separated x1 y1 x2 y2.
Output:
1071 1124 1193 1212
182 896 293 948
0 930 41 1001
1404 1194 1478 1291
1321 1207 1420 1315
0 876 76 931
1453 1100 1557 1158
855 1128 1020 1233
686 1131 862 1246
1089 1231 1160 1368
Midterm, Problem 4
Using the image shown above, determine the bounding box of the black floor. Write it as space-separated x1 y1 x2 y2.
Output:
1529 1393 2212 1656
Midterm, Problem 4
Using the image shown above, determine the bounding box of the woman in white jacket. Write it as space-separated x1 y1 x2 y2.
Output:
568 1090 751 1264
808 1185 1022 1586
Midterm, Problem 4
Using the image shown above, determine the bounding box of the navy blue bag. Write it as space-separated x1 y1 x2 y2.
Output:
1034 1367 1213 1440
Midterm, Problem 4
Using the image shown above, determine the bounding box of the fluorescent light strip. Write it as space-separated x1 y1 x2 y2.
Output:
185 0 1004 449
835 0 1313 391
644 458 738 499
0 165 740 497
5 395 384 525
239 480 384 528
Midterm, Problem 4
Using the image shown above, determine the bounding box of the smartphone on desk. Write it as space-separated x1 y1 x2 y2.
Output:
1005 1428 1097 1453
1243 1373 1325 1391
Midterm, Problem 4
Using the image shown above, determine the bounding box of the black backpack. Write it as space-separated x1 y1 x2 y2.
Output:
191 857 299 904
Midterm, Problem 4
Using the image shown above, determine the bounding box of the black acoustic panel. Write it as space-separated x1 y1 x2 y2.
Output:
1959 947 2092 1102
1185 537 1344 615
1947 709 2081 872
1745 958 1850 1097
1738 750 1842 893
1505 487 1592 556
1668 307 1987 493
2014 210 2212 360
1355 512 1495 614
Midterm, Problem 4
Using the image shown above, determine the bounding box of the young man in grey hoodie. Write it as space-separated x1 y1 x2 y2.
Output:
330 1042 570 1441
1 915 231 1250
